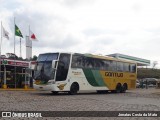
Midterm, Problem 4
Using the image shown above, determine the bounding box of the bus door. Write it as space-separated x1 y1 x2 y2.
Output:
56 53 71 81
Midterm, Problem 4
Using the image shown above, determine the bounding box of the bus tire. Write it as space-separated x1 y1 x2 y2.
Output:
52 91 58 94
69 82 79 95
97 90 108 94
121 83 127 93
116 83 122 93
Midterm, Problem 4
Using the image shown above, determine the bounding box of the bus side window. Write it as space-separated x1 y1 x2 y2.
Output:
117 62 124 72
71 55 80 68
94 59 101 70
123 63 130 72
103 60 109 71
111 61 117 71
85 57 94 69
130 64 136 73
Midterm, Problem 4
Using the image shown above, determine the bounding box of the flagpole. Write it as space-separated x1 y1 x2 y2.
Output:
14 17 15 57
0 21 2 57
29 25 33 60
28 25 30 60
14 17 17 88
20 38 21 58
28 25 30 40
0 21 2 88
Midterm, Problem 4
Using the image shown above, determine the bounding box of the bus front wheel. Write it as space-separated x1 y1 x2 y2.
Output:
69 83 79 95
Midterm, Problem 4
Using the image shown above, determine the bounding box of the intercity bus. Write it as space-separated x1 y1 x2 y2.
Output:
33 52 137 94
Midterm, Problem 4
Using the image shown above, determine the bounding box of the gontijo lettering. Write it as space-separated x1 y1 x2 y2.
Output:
105 72 123 77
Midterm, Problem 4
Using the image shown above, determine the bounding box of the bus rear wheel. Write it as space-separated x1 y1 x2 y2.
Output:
116 83 122 93
69 83 79 95
121 84 127 93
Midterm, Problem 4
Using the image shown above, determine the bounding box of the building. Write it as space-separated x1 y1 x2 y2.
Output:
0 58 35 89
107 53 150 66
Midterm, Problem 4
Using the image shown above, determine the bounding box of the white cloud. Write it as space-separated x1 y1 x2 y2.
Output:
0 0 160 68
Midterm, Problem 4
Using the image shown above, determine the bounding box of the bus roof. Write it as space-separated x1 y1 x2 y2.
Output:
73 53 137 64
38 52 137 64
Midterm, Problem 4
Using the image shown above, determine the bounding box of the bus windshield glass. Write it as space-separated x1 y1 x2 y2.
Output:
34 53 59 84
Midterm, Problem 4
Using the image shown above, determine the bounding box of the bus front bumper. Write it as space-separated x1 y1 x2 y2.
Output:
33 84 58 91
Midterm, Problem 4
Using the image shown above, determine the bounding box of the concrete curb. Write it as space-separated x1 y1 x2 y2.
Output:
0 88 35 91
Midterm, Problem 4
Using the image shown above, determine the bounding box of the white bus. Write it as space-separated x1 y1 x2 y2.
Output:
34 52 137 94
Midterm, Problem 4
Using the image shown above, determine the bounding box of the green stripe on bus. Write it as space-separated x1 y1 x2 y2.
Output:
91 70 106 86
83 69 99 86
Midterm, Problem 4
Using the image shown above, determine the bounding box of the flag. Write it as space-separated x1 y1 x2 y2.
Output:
2 26 9 40
15 24 23 38
29 30 38 41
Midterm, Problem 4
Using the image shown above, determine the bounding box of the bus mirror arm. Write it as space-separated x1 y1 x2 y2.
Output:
52 60 58 69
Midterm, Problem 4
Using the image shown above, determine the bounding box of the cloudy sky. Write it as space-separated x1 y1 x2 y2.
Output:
0 0 160 67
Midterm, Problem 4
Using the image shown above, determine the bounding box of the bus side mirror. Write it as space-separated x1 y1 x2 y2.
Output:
52 60 58 69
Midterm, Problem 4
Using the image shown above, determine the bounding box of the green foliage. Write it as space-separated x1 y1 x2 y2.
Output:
137 68 160 79
18 57 23 60
32 55 37 61
8 55 18 59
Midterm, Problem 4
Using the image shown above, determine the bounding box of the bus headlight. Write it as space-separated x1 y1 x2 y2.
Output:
47 80 55 84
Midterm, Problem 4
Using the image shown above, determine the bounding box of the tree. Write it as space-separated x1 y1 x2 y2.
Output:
152 61 158 69
32 55 37 61
18 57 23 60
6 53 18 59
137 68 160 79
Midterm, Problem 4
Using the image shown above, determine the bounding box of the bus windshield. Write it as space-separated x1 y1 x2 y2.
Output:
34 53 59 84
